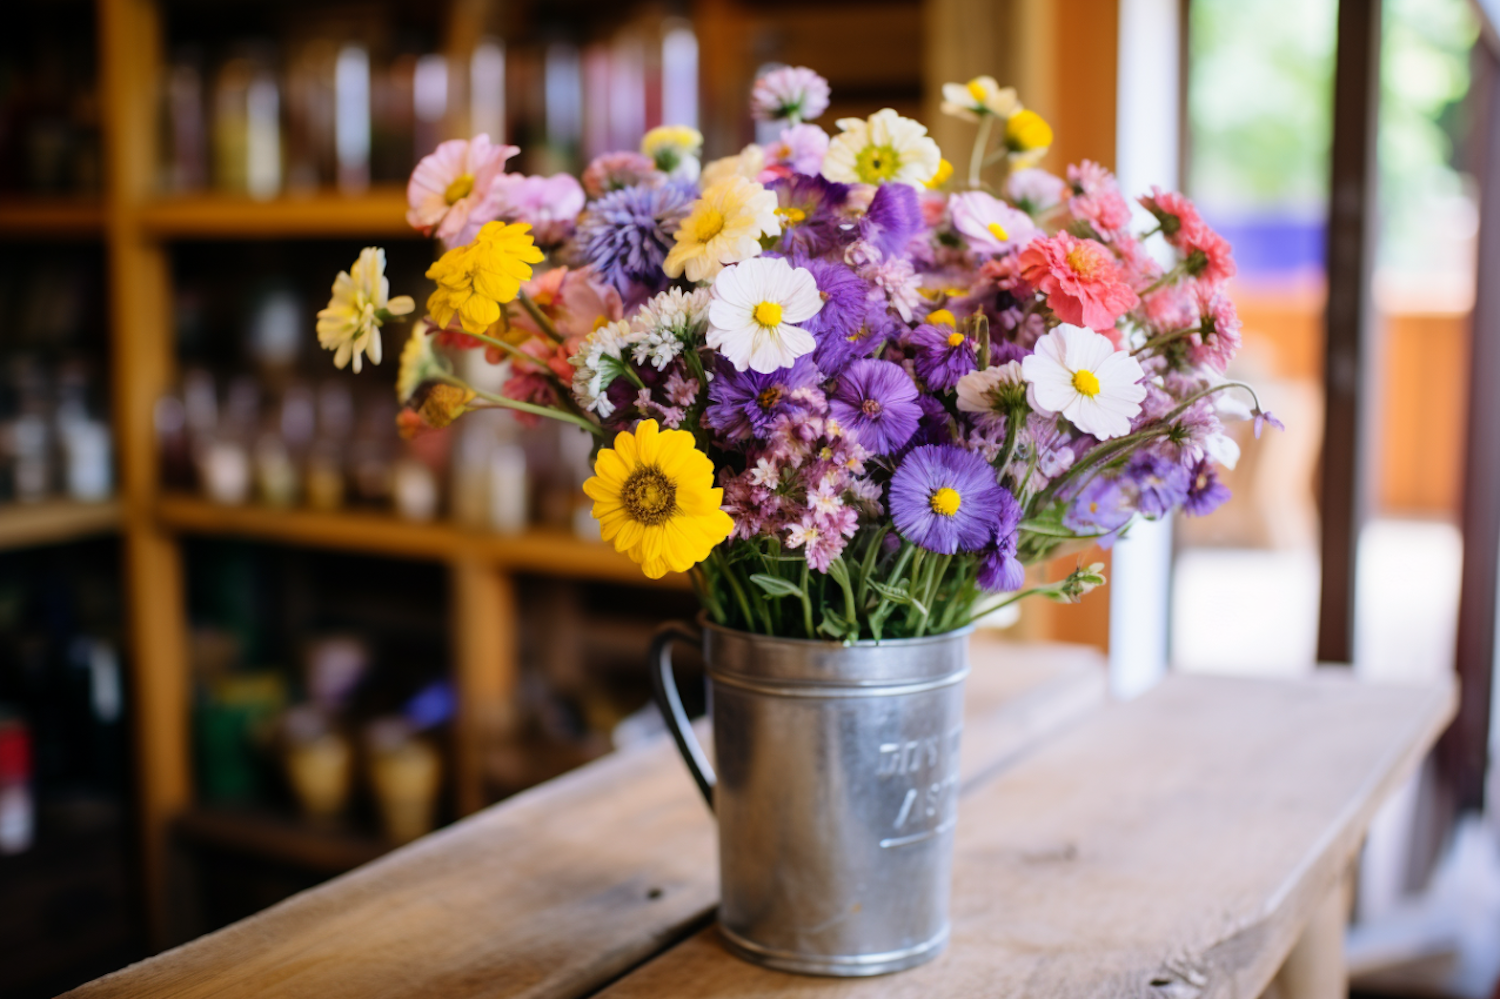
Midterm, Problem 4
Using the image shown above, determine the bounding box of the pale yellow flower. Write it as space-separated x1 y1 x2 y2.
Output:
663 177 780 284
396 320 451 404
317 247 415 373
642 125 704 181
940 76 1020 122
821 108 942 188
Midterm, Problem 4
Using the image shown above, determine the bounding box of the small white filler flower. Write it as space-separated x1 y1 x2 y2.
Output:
1021 324 1146 440
706 257 824 373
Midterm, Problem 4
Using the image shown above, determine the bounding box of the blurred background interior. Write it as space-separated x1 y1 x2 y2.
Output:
0 0 1497 996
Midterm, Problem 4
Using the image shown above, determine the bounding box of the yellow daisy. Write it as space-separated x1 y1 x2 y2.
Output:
663 176 780 284
583 419 734 579
425 221 545 334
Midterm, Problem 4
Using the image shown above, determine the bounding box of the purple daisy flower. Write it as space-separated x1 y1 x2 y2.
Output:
829 359 921 455
910 322 977 391
770 174 851 257
574 181 695 295
704 355 824 441
911 393 955 447
860 182 923 258
889 445 1010 554
796 257 886 377
1125 452 1191 518
1063 476 1133 546
977 486 1024 592
1183 458 1231 516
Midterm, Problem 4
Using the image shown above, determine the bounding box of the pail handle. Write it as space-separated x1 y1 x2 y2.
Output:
649 622 716 810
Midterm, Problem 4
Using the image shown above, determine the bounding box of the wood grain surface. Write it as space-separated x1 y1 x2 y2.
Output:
597 672 1454 999
66 640 1104 999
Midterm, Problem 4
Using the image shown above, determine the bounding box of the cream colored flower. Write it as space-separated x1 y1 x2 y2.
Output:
956 361 1027 420
642 125 704 182
663 177 780 284
821 108 942 188
1021 324 1145 440
700 144 766 188
317 247 415 373
940 76 1021 122
706 257 822 373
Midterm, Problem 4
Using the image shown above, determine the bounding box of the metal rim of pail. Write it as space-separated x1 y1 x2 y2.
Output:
716 922 950 977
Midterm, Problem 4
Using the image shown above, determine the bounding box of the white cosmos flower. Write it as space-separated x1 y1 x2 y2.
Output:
940 76 1021 122
822 108 942 188
316 247 415 373
956 361 1026 422
706 257 823 373
948 191 1040 255
1021 324 1146 440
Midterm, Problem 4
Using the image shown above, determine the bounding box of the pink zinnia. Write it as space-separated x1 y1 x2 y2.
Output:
580 151 663 198
489 172 587 247
1018 231 1140 333
1065 160 1132 237
406 134 518 247
1139 187 1204 248
1187 285 1242 372
1179 220 1236 287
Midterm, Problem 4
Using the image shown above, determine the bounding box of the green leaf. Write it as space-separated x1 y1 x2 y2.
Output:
868 580 912 605
825 557 851 589
1018 518 1080 538
749 573 805 598
817 617 849 639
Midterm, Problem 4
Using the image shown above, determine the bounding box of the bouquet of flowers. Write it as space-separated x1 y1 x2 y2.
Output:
317 67 1279 642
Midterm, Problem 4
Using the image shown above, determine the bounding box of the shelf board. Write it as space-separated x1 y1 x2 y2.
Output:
155 495 690 588
0 500 121 551
175 806 390 874
0 197 105 237
136 189 419 239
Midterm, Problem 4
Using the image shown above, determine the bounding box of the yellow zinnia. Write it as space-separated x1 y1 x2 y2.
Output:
583 419 734 579
425 221 545 334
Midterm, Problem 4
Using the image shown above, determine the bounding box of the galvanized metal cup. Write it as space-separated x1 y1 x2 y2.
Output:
650 619 971 977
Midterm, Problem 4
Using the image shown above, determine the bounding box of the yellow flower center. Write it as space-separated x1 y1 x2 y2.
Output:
776 206 806 225
693 208 726 242
927 309 956 327
753 301 783 327
987 221 1010 242
1067 244 1103 278
855 143 901 184
621 465 678 526
966 79 988 103
593 315 610 331
1006 110 1054 152
1072 369 1102 397
946 331 966 347
925 158 954 189
756 385 784 411
444 173 475 205
930 487 962 517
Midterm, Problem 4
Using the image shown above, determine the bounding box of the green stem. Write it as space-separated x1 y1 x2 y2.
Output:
869 542 915 639
914 554 951 637
994 407 1023 480
855 525 889 613
714 550 759 633
968 114 995 190
461 384 605 437
799 563 814 638
517 290 565 344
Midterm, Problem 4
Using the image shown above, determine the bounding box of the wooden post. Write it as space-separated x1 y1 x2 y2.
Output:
1440 37 1500 813
1266 872 1351 999
1317 0 1382 665
450 558 519 815
98 0 194 948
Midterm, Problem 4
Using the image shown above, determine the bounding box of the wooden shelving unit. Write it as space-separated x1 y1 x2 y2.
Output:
137 189 418 240
0 500 121 551
0 198 106 237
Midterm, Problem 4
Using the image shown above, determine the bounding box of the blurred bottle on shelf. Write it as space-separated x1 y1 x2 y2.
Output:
0 358 113 504
282 704 352 822
212 52 282 200
366 717 440 843
0 712 34 855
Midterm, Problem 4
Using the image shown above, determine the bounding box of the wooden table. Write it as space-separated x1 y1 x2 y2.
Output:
66 644 1453 999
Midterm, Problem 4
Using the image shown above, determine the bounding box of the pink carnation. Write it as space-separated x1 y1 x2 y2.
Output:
1187 285 1242 372
580 151 663 198
489 173 586 247
1139 187 1204 248
1179 221 1236 287
406 134 518 247
1018 231 1140 333
1065 160 1132 237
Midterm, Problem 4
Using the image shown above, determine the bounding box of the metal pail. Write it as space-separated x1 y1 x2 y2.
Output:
651 619 970 976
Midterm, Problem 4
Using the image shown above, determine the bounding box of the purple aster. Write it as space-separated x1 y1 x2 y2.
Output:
574 181 695 295
860 182 923 258
889 445 1009 554
910 322 977 391
704 355 824 441
829 359 921 455
1124 452 1191 518
911 393 955 447
770 174 851 257
796 257 885 377
1063 476 1133 546
977 485 1025 592
1183 458 1231 516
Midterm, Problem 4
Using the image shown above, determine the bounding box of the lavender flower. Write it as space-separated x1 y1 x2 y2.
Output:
889 445 1010 554
581 151 664 198
860 182 923 258
770 174 851 257
829 359 921 455
1183 458 1231 516
911 393 955 447
705 355 824 441
574 181 695 295
1063 476 1132 545
796 257 884 377
1252 408 1285 438
910 322 977 391
978 543 1026 592
750 66 831 123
